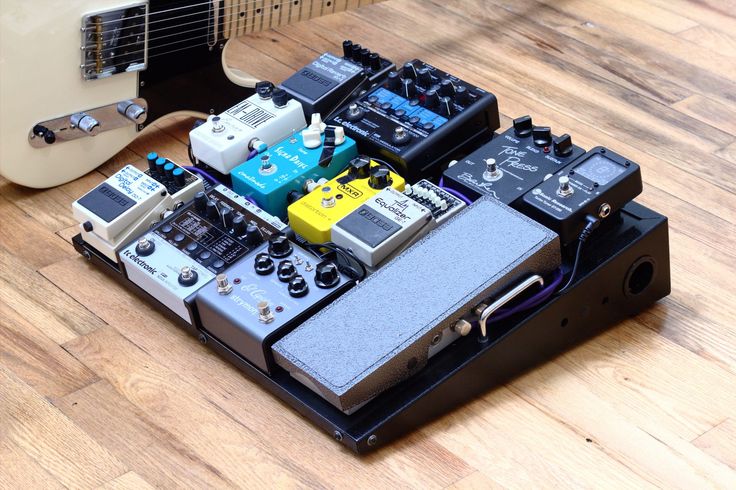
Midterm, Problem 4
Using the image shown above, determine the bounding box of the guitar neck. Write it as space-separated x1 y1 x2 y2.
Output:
218 0 384 39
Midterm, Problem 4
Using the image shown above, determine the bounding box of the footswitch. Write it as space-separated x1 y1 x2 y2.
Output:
332 187 433 267
189 85 307 174
273 196 561 413
519 146 642 245
72 158 204 263
442 115 586 204
119 184 288 321
230 115 358 219
403 179 466 225
328 59 500 180
194 236 353 373
279 42 394 119
287 157 405 243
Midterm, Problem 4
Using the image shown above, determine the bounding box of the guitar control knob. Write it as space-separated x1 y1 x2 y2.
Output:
402 62 417 80
206 201 219 221
70 113 100 136
369 166 393 189
439 78 456 96
288 275 309 298
254 253 275 275
424 88 440 108
194 191 208 214
348 156 372 180
272 88 289 108
416 67 432 87
553 134 574 157
438 96 454 117
513 115 533 137
402 78 416 99
532 126 553 147
387 71 401 90
268 234 292 258
314 261 340 288
277 260 297 282
117 100 147 123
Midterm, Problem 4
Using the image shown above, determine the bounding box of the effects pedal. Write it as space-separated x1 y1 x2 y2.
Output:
279 41 394 119
327 59 500 181
193 235 353 374
230 115 358 219
189 84 307 174
442 115 586 204
331 187 433 267
287 156 406 243
72 156 204 263
403 179 466 226
119 184 288 321
519 146 642 245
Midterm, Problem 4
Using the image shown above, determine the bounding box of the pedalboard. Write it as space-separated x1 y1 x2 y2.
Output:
443 115 586 204
119 184 288 321
193 235 353 374
328 59 500 181
189 86 307 174
519 146 642 245
287 156 405 243
230 115 358 219
72 157 204 262
279 41 394 119
331 186 432 267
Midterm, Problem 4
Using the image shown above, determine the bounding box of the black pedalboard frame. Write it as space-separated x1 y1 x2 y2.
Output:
73 200 669 454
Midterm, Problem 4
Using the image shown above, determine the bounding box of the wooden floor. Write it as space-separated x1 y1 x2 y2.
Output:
2 0 736 487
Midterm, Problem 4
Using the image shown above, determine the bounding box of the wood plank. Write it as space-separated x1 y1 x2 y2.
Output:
0 438 65 489
96 471 155 490
673 94 736 137
694 419 736 470
678 24 736 59
0 366 128 488
593 0 699 34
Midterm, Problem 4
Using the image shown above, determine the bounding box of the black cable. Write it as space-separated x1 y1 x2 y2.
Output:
305 241 367 280
557 215 600 294
368 157 401 177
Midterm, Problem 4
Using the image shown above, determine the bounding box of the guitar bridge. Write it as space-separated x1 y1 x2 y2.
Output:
81 2 148 80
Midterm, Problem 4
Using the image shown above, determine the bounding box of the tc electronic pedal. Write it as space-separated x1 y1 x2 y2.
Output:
328 59 500 181
442 115 586 204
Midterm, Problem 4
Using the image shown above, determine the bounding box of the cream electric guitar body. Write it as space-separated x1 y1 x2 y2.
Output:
0 0 381 188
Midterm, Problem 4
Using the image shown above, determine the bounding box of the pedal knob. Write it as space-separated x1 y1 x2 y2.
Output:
439 78 455 96
350 43 362 63
454 85 469 105
369 166 393 189
268 234 292 258
424 88 440 108
221 207 234 228
178 266 198 287
206 201 219 221
147 152 159 174
173 167 186 187
272 88 289 108
416 67 432 87
387 71 401 90
369 52 381 71
391 126 411 145
532 126 552 147
70 113 100 136
347 156 372 180
232 215 247 235
314 261 340 288
402 62 417 80
553 134 574 157
342 40 353 58
513 115 533 137
402 78 416 99
438 96 454 117
255 80 275 99
135 237 155 256
302 128 322 149
117 100 147 123
254 252 275 275
333 126 345 145
360 48 371 66
288 275 310 298
194 191 208 214
277 260 297 282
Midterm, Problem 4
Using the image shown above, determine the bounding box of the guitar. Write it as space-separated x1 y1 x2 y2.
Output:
0 0 384 189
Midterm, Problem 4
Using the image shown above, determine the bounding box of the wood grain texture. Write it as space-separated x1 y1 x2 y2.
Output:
1 0 735 487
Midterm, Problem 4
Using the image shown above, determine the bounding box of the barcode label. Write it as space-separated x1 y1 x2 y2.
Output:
226 100 275 128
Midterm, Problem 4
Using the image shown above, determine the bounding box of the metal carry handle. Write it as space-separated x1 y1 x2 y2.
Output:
478 274 545 341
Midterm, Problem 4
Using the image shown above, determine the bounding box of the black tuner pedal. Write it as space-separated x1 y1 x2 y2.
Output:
518 146 642 245
327 59 500 181
442 115 586 205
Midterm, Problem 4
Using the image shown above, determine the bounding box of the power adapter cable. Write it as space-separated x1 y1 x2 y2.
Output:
558 215 600 294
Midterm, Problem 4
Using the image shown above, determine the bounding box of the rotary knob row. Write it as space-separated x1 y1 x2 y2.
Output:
512 115 575 157
146 152 189 188
191 191 264 244
342 40 382 71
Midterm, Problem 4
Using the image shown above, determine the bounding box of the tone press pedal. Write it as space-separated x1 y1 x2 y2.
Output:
119 184 288 322
519 146 642 245
230 114 358 219
327 59 500 181
193 236 353 373
287 156 406 243
442 115 586 204
72 157 204 263
189 84 307 175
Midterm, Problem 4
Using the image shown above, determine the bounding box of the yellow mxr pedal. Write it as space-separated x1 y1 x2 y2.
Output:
287 156 405 243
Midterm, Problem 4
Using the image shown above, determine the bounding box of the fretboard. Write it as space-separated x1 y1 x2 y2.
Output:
219 0 384 38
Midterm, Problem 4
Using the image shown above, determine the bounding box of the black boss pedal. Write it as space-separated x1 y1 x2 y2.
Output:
327 59 500 181
442 115 586 204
